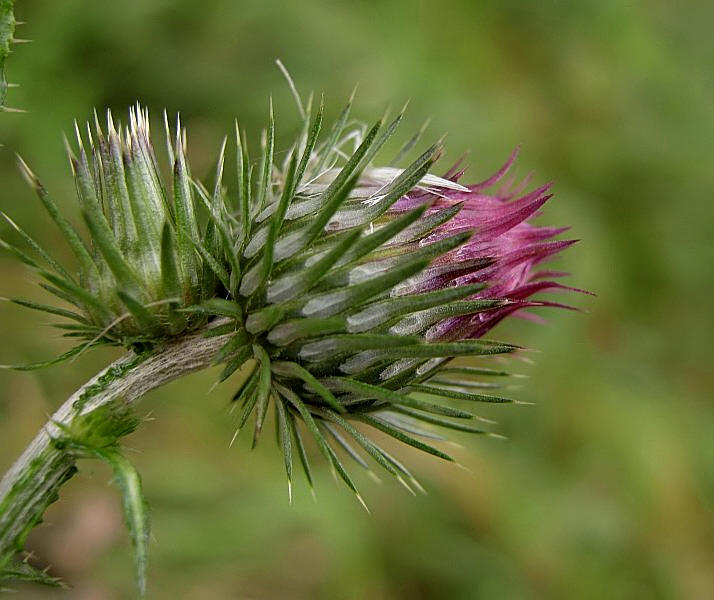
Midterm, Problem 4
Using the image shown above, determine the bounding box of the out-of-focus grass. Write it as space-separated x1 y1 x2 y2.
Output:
1 1 712 598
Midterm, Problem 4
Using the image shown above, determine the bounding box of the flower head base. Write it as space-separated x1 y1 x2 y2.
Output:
3 95 583 499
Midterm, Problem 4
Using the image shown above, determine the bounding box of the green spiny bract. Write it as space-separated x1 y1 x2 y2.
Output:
4 92 579 502
9 107 217 352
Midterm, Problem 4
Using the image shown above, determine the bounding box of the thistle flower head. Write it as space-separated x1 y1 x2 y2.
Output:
3 92 583 499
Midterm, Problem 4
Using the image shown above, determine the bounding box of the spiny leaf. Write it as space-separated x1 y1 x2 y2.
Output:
287 410 314 492
241 149 298 296
219 347 252 382
230 370 260 446
192 237 230 291
392 202 464 245
331 141 442 229
266 316 346 347
435 366 515 378
318 408 409 487
264 119 381 264
394 406 493 434
303 119 382 238
346 283 485 332
273 396 293 497
407 384 514 404
298 333 421 362
0 561 65 588
321 230 472 291
365 339 519 360
314 89 355 174
250 344 272 447
203 137 228 263
275 383 364 506
158 223 186 333
123 145 163 272
321 376 472 418
244 304 286 335
294 97 323 189
389 118 430 167
271 361 346 413
70 146 143 295
320 421 370 470
0 341 99 370
1 297 89 324
189 298 242 319
357 413 454 462
80 206 144 298
117 291 162 337
105 115 139 250
91 448 150 596
235 122 251 244
160 223 181 300
1 212 73 281
172 131 200 293
213 332 249 366
300 257 430 318
388 298 507 336
190 179 241 296
17 156 99 284
38 269 112 321
428 378 502 390
377 411 447 440
335 203 428 268
265 229 361 305
256 98 275 212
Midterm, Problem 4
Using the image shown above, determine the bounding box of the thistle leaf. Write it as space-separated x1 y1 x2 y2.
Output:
172 132 200 293
265 229 361 305
159 223 182 300
358 413 454 462
266 316 346 346
294 97 323 188
318 408 407 484
407 384 514 404
298 333 422 362
287 411 314 492
235 123 252 244
320 421 370 470
240 149 298 296
321 376 473 418
249 344 272 447
314 90 354 174
275 383 363 504
300 257 430 318
0 341 99 371
274 396 293 501
2 297 89 324
256 98 275 212
394 407 492 434
17 157 99 284
434 366 515 378
0 212 73 281
347 283 485 332
271 360 346 413
116 291 161 336
91 448 150 596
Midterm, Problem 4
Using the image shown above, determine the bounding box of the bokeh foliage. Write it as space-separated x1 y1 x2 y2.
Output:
0 0 712 598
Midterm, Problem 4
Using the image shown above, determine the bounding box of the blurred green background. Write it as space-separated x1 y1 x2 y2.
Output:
1 0 713 598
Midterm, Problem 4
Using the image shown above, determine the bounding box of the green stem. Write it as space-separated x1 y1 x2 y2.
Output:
0 323 232 570
0 0 16 111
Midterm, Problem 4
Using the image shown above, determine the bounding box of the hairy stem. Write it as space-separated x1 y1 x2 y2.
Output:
0 325 231 568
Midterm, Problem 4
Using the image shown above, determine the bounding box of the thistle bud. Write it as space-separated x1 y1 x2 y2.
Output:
5 96 583 500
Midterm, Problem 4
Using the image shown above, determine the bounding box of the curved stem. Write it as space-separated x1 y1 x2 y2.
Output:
0 325 231 568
